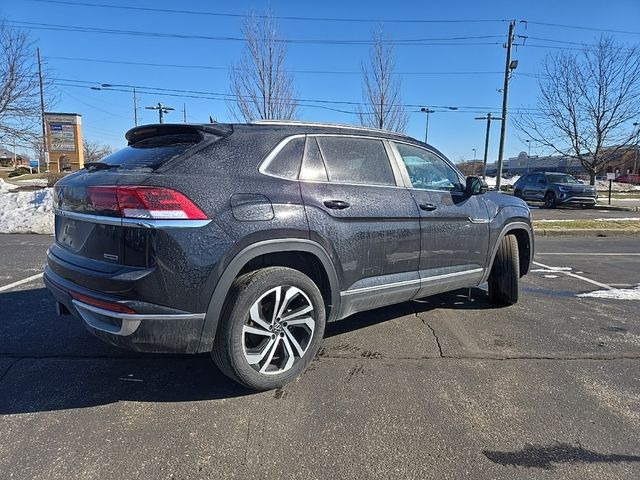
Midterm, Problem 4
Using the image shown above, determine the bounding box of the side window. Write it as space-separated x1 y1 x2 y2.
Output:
263 137 304 179
316 136 395 186
394 143 462 191
300 136 328 181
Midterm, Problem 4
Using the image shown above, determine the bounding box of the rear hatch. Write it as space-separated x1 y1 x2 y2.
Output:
53 124 231 270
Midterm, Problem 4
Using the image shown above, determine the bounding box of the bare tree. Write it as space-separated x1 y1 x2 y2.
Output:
228 14 298 121
516 37 640 184
83 138 113 163
0 20 42 145
358 29 408 133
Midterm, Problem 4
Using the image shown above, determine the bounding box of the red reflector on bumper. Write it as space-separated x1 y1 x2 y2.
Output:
70 292 136 314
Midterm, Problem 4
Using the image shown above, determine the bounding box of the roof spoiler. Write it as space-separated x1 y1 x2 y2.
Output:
125 123 233 145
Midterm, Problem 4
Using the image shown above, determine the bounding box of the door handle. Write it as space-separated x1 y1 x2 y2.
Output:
419 203 438 211
323 200 350 210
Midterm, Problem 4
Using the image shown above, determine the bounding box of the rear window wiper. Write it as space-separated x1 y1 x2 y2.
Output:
84 162 120 170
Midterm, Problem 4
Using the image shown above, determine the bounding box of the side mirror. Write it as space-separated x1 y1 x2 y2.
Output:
465 176 488 195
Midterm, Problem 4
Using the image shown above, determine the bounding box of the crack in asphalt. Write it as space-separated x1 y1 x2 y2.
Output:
411 302 444 358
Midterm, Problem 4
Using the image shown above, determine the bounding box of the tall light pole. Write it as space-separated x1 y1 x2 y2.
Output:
525 139 531 173
475 113 503 180
92 83 139 126
145 103 175 124
420 106 458 144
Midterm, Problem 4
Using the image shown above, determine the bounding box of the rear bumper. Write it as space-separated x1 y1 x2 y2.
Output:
44 267 206 353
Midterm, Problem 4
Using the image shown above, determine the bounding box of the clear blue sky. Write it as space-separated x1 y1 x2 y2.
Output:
3 0 640 162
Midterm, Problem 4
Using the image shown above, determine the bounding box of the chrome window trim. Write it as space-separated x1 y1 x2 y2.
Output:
259 133 407 188
54 209 211 229
258 134 307 180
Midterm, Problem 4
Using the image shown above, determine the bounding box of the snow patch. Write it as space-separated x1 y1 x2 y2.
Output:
0 178 18 193
484 176 520 188
578 284 640 301
0 185 54 234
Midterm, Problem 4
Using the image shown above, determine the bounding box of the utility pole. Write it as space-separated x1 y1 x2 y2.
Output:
133 88 138 126
36 48 47 173
420 108 434 144
145 102 174 124
633 122 639 174
475 113 502 180
495 20 518 191
183 103 187 123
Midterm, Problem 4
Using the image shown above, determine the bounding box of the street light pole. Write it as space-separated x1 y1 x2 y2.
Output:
420 108 433 144
525 139 531 173
475 113 503 180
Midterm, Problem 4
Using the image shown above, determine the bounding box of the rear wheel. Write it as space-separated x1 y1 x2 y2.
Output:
212 267 326 390
488 235 520 305
544 191 557 208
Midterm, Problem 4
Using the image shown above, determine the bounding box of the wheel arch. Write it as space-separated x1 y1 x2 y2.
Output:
481 221 534 283
197 239 341 353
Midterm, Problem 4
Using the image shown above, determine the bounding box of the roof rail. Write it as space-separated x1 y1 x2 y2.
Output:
250 119 412 138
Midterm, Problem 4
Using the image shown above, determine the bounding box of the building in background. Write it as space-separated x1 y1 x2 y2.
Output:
44 112 84 172
0 147 27 167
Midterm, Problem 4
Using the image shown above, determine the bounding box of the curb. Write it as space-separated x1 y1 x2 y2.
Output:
534 228 640 237
594 204 640 212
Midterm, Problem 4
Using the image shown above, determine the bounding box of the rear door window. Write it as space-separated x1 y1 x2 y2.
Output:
316 136 395 186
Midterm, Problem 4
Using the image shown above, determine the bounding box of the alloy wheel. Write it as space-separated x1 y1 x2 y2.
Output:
241 286 315 375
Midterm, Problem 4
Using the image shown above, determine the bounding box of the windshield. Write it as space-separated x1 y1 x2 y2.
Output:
545 173 579 184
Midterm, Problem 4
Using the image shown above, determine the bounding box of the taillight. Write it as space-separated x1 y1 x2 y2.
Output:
87 186 207 220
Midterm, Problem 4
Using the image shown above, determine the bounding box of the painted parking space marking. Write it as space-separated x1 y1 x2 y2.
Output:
532 261 613 290
0 273 44 293
536 253 640 256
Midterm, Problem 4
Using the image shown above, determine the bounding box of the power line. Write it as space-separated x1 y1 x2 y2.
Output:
46 55 504 76
9 21 505 46
54 78 545 114
526 21 640 36
28 1 508 24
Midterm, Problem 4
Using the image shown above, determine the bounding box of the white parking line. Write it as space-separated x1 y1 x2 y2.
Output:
537 253 640 256
532 261 613 290
0 273 44 293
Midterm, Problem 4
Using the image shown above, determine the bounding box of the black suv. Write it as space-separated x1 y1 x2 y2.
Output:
513 172 597 208
45 121 533 390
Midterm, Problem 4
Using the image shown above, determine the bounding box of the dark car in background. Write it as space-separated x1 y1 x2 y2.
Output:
44 121 534 390
513 172 598 208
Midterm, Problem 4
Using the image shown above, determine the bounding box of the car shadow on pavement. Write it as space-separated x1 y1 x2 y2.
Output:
483 442 640 470
326 287 497 338
1 286 502 415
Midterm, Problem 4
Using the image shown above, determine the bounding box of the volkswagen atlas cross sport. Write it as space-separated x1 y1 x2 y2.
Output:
513 172 598 208
45 121 534 390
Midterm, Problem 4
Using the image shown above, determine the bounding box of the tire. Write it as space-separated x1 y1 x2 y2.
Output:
544 191 557 208
488 234 520 305
212 267 326 390
514 189 523 199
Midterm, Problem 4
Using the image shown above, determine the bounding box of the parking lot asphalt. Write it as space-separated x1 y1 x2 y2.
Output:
0 234 638 479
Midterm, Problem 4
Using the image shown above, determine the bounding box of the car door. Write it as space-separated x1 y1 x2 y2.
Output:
523 173 541 200
389 141 489 298
299 135 422 317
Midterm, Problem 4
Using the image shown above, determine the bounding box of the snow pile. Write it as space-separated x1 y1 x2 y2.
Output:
484 176 520 188
0 178 18 193
14 178 48 187
0 186 54 234
578 284 640 301
595 180 640 192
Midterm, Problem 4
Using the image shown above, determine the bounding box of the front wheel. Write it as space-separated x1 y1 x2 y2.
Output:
544 191 557 208
212 267 326 390
488 235 520 305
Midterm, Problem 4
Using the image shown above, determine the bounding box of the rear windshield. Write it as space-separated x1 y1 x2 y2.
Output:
98 134 203 170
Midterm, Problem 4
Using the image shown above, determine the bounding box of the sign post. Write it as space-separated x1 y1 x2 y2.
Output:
606 172 616 205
